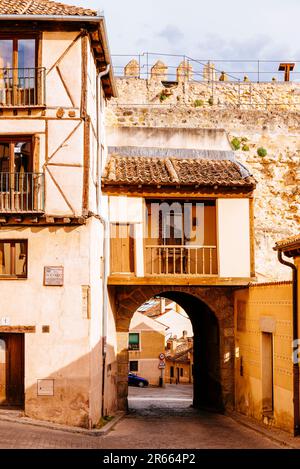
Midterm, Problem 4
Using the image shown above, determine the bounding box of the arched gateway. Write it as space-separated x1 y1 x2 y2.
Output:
111 285 235 413
103 126 256 416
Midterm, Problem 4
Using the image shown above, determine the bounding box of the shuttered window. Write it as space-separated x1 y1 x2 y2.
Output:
0 240 27 278
128 333 140 351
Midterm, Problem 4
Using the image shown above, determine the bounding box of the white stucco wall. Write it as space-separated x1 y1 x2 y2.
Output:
217 198 251 278
0 219 104 427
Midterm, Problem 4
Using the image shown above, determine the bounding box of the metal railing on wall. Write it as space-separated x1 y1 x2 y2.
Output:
145 245 218 276
0 172 45 213
110 53 300 109
112 52 300 82
0 67 46 107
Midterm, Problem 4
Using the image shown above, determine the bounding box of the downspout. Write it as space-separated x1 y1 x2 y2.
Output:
277 250 299 436
96 64 110 418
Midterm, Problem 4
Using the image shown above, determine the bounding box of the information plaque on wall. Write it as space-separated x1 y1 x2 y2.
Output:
44 266 64 286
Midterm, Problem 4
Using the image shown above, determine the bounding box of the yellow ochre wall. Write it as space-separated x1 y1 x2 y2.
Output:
234 282 294 432
129 330 165 386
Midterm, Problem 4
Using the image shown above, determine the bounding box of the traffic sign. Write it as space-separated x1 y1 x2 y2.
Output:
159 353 165 360
158 360 166 369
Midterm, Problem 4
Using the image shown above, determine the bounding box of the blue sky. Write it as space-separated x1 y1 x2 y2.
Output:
68 0 300 79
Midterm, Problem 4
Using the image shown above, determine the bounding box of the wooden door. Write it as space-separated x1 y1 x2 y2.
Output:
110 223 135 274
0 333 24 407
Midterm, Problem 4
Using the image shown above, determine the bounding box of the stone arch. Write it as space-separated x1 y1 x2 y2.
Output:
114 285 235 413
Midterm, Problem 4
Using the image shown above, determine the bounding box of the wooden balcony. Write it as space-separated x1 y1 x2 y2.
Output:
145 245 218 276
0 172 45 213
0 68 46 108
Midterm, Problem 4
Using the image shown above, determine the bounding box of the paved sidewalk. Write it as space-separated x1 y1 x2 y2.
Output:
0 385 296 449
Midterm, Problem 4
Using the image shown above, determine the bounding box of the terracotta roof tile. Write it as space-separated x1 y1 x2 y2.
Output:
103 154 256 189
274 234 300 251
0 0 97 16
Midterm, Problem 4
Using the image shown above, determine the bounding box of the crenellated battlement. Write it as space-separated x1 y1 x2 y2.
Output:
110 57 300 110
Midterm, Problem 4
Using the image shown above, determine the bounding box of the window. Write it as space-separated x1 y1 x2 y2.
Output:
0 36 39 106
128 333 140 351
170 366 174 378
129 361 138 372
0 137 35 212
180 368 184 377
0 241 27 278
0 137 33 176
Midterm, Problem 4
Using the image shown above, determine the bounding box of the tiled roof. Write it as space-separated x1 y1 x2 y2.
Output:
102 154 256 189
274 234 300 251
166 346 193 363
0 0 97 16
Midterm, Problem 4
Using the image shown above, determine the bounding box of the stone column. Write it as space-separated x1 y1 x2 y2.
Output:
177 60 193 82
124 59 140 78
116 330 129 411
203 62 216 82
150 60 168 81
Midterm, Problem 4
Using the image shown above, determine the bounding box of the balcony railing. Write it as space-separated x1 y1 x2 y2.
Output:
0 173 45 213
0 68 46 107
145 245 217 276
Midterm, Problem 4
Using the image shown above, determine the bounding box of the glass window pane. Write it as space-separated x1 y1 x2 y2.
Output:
0 241 27 277
129 333 139 350
129 361 138 372
0 243 11 275
14 141 31 173
0 40 13 103
0 143 10 174
15 242 27 276
0 40 13 68
18 40 35 69
129 333 139 344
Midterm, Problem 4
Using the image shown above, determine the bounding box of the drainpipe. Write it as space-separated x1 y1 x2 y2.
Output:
277 250 299 436
96 64 110 418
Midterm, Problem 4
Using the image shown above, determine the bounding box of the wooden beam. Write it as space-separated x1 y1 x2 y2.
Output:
108 275 254 286
102 186 254 199
0 326 36 333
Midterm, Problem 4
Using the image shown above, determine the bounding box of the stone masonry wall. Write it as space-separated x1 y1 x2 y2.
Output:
106 76 300 280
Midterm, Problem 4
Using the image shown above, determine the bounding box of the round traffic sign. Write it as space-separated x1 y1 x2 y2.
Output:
159 353 165 360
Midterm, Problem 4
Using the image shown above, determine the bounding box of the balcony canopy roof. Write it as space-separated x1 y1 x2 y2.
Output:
102 146 256 191
274 234 300 257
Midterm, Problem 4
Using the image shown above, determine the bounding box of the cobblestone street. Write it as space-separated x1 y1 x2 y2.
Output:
0 385 285 449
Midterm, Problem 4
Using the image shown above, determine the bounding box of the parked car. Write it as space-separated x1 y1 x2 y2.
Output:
128 372 149 387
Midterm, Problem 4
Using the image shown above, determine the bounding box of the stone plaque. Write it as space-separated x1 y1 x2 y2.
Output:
37 379 54 396
259 316 276 333
44 266 64 286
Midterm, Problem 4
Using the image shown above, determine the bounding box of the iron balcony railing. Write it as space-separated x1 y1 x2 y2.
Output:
0 172 45 213
145 245 218 276
0 67 46 107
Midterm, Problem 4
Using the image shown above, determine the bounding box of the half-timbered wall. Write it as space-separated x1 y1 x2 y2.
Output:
0 25 110 428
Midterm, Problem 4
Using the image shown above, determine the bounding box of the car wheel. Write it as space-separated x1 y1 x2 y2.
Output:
138 381 145 388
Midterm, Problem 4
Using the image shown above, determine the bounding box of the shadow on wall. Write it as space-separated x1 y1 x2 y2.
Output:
21 339 118 429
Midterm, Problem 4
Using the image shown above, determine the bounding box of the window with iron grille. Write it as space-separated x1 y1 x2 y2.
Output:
0 240 27 278
128 333 140 351
129 360 138 372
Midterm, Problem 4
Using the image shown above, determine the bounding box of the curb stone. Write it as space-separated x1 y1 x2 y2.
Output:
0 411 125 437
227 411 300 449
